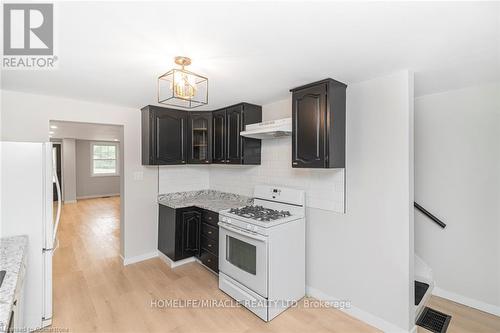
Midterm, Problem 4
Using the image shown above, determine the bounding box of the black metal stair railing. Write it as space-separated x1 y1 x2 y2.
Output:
414 202 446 229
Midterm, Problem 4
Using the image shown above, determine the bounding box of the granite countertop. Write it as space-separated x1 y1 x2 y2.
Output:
0 236 28 332
158 190 252 212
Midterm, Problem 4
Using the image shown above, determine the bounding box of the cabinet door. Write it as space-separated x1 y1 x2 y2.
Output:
181 210 201 257
292 84 326 168
158 205 176 260
212 109 226 163
188 112 212 164
226 105 243 164
154 109 187 165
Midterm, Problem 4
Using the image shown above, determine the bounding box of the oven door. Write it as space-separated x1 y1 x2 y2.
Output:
218 222 268 298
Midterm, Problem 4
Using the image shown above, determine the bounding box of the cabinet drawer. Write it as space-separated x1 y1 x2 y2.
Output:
200 250 218 273
201 222 218 240
201 235 218 255
202 210 218 226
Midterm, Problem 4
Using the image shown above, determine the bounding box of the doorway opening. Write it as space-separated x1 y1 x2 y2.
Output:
48 120 124 328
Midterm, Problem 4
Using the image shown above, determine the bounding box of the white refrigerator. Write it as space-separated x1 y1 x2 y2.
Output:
1 142 61 330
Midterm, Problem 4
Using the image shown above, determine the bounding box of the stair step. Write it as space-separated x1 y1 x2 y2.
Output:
415 280 430 306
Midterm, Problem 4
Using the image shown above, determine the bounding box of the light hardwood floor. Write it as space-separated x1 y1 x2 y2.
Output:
51 197 500 333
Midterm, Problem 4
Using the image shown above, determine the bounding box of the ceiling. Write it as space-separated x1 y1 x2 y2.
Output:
2 2 499 110
49 120 122 141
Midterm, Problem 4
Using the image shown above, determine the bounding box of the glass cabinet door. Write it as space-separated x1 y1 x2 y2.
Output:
189 113 211 163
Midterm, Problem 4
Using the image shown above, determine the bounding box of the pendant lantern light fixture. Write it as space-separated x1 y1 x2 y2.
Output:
158 56 208 109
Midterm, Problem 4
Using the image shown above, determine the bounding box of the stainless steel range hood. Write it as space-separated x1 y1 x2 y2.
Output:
240 118 292 139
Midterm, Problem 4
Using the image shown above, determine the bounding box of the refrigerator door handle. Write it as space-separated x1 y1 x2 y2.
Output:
52 169 62 248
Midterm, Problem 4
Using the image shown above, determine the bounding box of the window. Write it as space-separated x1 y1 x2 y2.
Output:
91 142 119 176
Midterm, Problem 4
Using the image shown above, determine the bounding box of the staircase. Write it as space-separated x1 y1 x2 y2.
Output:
414 203 451 330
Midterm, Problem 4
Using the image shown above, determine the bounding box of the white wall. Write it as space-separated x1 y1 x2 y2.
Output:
76 139 120 199
414 82 500 311
0 90 158 260
62 138 77 202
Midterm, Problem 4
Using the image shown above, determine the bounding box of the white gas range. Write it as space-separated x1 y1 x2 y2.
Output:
218 185 305 321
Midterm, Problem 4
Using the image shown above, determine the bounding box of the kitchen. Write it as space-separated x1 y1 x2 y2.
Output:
1 2 499 333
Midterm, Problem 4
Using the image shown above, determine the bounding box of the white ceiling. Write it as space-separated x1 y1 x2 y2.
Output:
2 2 499 110
49 120 122 142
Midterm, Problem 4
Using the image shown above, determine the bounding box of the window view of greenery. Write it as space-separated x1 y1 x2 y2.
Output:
93 144 117 175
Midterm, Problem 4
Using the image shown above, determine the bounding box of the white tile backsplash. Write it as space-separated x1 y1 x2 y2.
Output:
158 165 210 194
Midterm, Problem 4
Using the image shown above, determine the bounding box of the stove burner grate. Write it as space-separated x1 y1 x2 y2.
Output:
229 205 291 221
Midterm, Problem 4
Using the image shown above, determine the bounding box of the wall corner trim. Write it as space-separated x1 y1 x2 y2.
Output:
432 287 500 317
122 251 158 266
306 286 409 333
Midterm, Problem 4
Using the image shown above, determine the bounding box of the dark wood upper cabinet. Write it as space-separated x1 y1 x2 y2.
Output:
187 112 212 164
212 103 262 165
142 105 187 165
291 78 346 168
226 105 243 164
142 103 261 166
212 109 226 163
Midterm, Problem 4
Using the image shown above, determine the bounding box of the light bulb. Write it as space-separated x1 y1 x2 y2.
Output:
173 71 197 98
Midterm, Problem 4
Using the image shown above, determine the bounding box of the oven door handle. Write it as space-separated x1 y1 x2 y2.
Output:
218 222 268 242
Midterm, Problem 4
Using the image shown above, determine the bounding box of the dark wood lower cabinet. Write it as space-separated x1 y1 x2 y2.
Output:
199 250 218 273
180 210 201 258
158 204 219 273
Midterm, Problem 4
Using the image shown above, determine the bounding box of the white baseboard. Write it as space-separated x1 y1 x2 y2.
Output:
306 286 409 333
64 199 77 204
432 287 500 316
157 250 196 268
77 193 120 200
122 251 158 266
